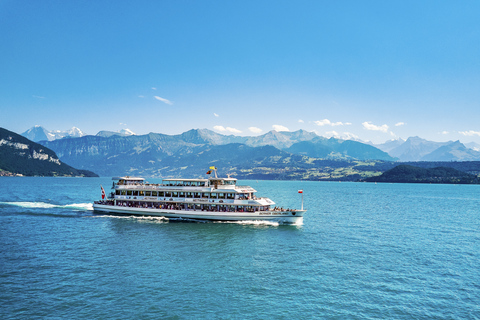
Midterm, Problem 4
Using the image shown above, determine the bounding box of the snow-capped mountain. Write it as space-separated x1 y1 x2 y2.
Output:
21 126 86 142
96 129 136 137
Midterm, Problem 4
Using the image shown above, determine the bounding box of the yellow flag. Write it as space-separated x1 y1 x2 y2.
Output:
209 166 216 170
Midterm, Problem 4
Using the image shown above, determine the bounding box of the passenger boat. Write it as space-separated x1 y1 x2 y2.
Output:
93 168 306 224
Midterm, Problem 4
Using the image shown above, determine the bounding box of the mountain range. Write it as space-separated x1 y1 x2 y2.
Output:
11 125 480 179
35 128 398 177
22 125 480 162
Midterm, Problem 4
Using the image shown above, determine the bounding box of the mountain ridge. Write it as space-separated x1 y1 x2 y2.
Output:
0 127 97 177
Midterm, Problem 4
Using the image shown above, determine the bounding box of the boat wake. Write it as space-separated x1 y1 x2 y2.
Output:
215 220 281 226
91 214 170 223
88 214 298 226
0 201 93 211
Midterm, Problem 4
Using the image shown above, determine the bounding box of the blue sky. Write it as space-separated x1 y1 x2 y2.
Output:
1 0 480 144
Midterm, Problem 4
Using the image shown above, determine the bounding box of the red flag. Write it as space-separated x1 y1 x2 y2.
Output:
298 190 303 194
206 170 212 174
101 186 105 199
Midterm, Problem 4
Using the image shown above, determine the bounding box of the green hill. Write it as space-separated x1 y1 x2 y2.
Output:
0 127 98 177
365 165 479 184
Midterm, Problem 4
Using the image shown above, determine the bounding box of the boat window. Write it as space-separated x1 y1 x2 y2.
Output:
201 193 209 198
139 191 144 196
121 190 126 196
127 190 132 196
158 191 164 197
199 182 205 187
165 192 172 197
218 193 226 199
152 191 157 196
227 193 234 199
172 192 178 198
116 190 120 195
145 191 151 196
179 192 185 198
210 193 217 199
186 192 193 198
194 192 201 198
133 191 139 196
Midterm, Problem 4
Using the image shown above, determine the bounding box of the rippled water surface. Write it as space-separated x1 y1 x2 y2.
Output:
1 177 479 319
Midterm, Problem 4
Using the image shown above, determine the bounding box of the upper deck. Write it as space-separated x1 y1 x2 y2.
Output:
113 176 256 193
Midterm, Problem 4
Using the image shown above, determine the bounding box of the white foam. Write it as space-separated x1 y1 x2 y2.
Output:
1 201 94 211
90 214 170 223
63 203 94 211
214 220 281 226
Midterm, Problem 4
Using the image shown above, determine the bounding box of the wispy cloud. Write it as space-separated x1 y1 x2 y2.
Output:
32 95 45 99
138 95 145 98
298 119 304 123
459 130 480 136
154 96 173 105
441 131 449 135
395 122 405 127
152 87 157 90
120 123 127 126
214 113 219 117
362 121 389 133
325 131 359 140
314 119 351 126
272 125 289 132
248 127 262 134
213 126 242 134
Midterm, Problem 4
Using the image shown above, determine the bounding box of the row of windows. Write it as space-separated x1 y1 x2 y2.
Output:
115 201 268 212
116 190 247 199
163 181 207 187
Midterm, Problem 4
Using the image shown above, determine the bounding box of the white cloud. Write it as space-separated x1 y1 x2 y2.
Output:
213 126 242 134
395 122 405 127
138 95 145 98
33 95 45 99
298 119 304 123
441 131 449 135
362 121 389 133
154 96 173 105
152 87 157 90
272 125 289 132
314 119 350 126
226 127 242 133
214 113 219 117
249 127 262 134
459 130 480 136
325 131 359 140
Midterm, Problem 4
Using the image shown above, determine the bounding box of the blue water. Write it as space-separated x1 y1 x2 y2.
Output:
1 177 479 319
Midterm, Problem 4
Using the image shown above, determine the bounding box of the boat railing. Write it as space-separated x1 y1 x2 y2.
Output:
115 184 208 190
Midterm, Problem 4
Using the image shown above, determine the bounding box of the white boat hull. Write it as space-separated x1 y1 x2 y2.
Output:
93 203 304 224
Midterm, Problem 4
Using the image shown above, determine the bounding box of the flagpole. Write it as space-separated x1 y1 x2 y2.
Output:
301 192 304 211
298 189 304 210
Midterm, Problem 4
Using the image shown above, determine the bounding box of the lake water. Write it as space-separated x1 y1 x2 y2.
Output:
1 177 479 319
